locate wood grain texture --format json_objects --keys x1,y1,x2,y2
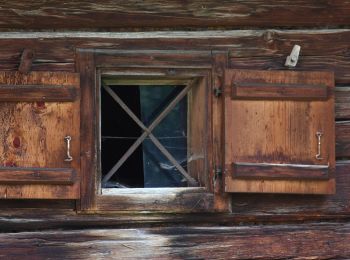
[
  {"x1": 188, "y1": 77, "x2": 208, "y2": 188},
  {"x1": 225, "y1": 70, "x2": 335, "y2": 194},
  {"x1": 0, "y1": 85, "x2": 79, "y2": 101},
  {"x1": 96, "y1": 188, "x2": 214, "y2": 213},
  {"x1": 0, "y1": 168, "x2": 76, "y2": 185},
  {"x1": 0, "y1": 1, "x2": 348, "y2": 30},
  {"x1": 230, "y1": 162, "x2": 350, "y2": 218},
  {"x1": 18, "y1": 48, "x2": 34, "y2": 74},
  {"x1": 335, "y1": 87, "x2": 350, "y2": 119},
  {"x1": 0, "y1": 223, "x2": 350, "y2": 259},
  {"x1": 211, "y1": 52, "x2": 231, "y2": 211},
  {"x1": 233, "y1": 162, "x2": 330, "y2": 180},
  {"x1": 76, "y1": 51, "x2": 97, "y2": 210},
  {"x1": 232, "y1": 82, "x2": 329, "y2": 100},
  {"x1": 336, "y1": 121, "x2": 350, "y2": 158},
  {"x1": 0, "y1": 72, "x2": 80, "y2": 199},
  {"x1": 0, "y1": 29, "x2": 348, "y2": 81}
]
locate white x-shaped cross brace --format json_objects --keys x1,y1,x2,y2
[{"x1": 101, "y1": 81, "x2": 198, "y2": 186}]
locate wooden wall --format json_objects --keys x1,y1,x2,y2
[
  {"x1": 0, "y1": 1, "x2": 349, "y2": 223},
  {"x1": 0, "y1": 29, "x2": 349, "y2": 221}
]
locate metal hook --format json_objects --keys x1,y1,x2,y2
[
  {"x1": 285, "y1": 45, "x2": 301, "y2": 68},
  {"x1": 64, "y1": 136, "x2": 73, "y2": 162},
  {"x1": 315, "y1": 131, "x2": 323, "y2": 160}
]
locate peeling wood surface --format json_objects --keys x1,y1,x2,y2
[
  {"x1": 0, "y1": 1, "x2": 348, "y2": 30},
  {"x1": 0, "y1": 222, "x2": 350, "y2": 259}
]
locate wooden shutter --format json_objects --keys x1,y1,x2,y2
[
  {"x1": 224, "y1": 70, "x2": 335, "y2": 194},
  {"x1": 0, "y1": 72, "x2": 80, "y2": 199}
]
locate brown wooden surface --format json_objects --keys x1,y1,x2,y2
[
  {"x1": 18, "y1": 48, "x2": 34, "y2": 74},
  {"x1": 76, "y1": 51, "x2": 97, "y2": 210},
  {"x1": 0, "y1": 2, "x2": 348, "y2": 30},
  {"x1": 0, "y1": 72, "x2": 80, "y2": 199},
  {"x1": 0, "y1": 168, "x2": 76, "y2": 185},
  {"x1": 96, "y1": 188, "x2": 214, "y2": 213},
  {"x1": 232, "y1": 82, "x2": 329, "y2": 100},
  {"x1": 233, "y1": 162, "x2": 330, "y2": 180},
  {"x1": 188, "y1": 77, "x2": 208, "y2": 187},
  {"x1": 0, "y1": 85, "x2": 79, "y2": 101},
  {"x1": 225, "y1": 70, "x2": 335, "y2": 194},
  {"x1": 0, "y1": 222, "x2": 350, "y2": 259},
  {"x1": 0, "y1": 30, "x2": 346, "y2": 218},
  {"x1": 211, "y1": 52, "x2": 231, "y2": 211}
]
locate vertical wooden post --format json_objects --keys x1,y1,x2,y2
[
  {"x1": 76, "y1": 50, "x2": 97, "y2": 211},
  {"x1": 211, "y1": 51, "x2": 231, "y2": 212}
]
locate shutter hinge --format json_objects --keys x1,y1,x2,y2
[
  {"x1": 214, "y1": 165, "x2": 223, "y2": 179},
  {"x1": 213, "y1": 88, "x2": 223, "y2": 97}
]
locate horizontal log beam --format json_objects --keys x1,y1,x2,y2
[
  {"x1": 0, "y1": 2, "x2": 348, "y2": 30},
  {"x1": 0, "y1": 223, "x2": 349, "y2": 259},
  {"x1": 96, "y1": 188, "x2": 214, "y2": 213}
]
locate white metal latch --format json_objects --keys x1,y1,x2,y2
[{"x1": 285, "y1": 45, "x2": 301, "y2": 68}]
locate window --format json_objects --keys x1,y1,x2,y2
[
  {"x1": 99, "y1": 78, "x2": 203, "y2": 190},
  {"x1": 76, "y1": 49, "x2": 223, "y2": 212}
]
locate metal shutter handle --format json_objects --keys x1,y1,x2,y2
[
  {"x1": 315, "y1": 131, "x2": 323, "y2": 160},
  {"x1": 64, "y1": 136, "x2": 73, "y2": 162}
]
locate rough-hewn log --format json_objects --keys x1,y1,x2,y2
[
  {"x1": 0, "y1": 223, "x2": 350, "y2": 259},
  {"x1": 0, "y1": 30, "x2": 347, "y2": 82},
  {"x1": 0, "y1": 1, "x2": 349, "y2": 30}
]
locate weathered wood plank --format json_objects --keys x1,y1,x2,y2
[
  {"x1": 0, "y1": 168, "x2": 76, "y2": 185},
  {"x1": 335, "y1": 87, "x2": 350, "y2": 119},
  {"x1": 18, "y1": 48, "x2": 34, "y2": 74},
  {"x1": 0, "y1": 85, "x2": 79, "y2": 101},
  {"x1": 0, "y1": 1, "x2": 348, "y2": 30},
  {"x1": 231, "y1": 82, "x2": 329, "y2": 100},
  {"x1": 230, "y1": 56, "x2": 350, "y2": 84},
  {"x1": 336, "y1": 121, "x2": 350, "y2": 158},
  {"x1": 76, "y1": 51, "x2": 97, "y2": 210},
  {"x1": 96, "y1": 188, "x2": 214, "y2": 213},
  {"x1": 0, "y1": 223, "x2": 350, "y2": 259},
  {"x1": 232, "y1": 162, "x2": 330, "y2": 180}
]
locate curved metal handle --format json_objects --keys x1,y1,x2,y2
[
  {"x1": 64, "y1": 136, "x2": 73, "y2": 162},
  {"x1": 315, "y1": 131, "x2": 323, "y2": 160}
]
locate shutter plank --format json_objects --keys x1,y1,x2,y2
[
  {"x1": 232, "y1": 82, "x2": 328, "y2": 100},
  {"x1": 0, "y1": 85, "x2": 79, "y2": 101},
  {"x1": 0, "y1": 168, "x2": 76, "y2": 185},
  {"x1": 233, "y1": 162, "x2": 330, "y2": 180}
]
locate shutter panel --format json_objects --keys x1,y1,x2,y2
[
  {"x1": 0, "y1": 72, "x2": 80, "y2": 199},
  {"x1": 224, "y1": 70, "x2": 335, "y2": 194}
]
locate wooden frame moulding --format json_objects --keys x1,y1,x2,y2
[{"x1": 76, "y1": 49, "x2": 230, "y2": 213}]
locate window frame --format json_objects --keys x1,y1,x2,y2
[{"x1": 76, "y1": 49, "x2": 230, "y2": 212}]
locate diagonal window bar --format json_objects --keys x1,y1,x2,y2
[{"x1": 101, "y1": 80, "x2": 198, "y2": 186}]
